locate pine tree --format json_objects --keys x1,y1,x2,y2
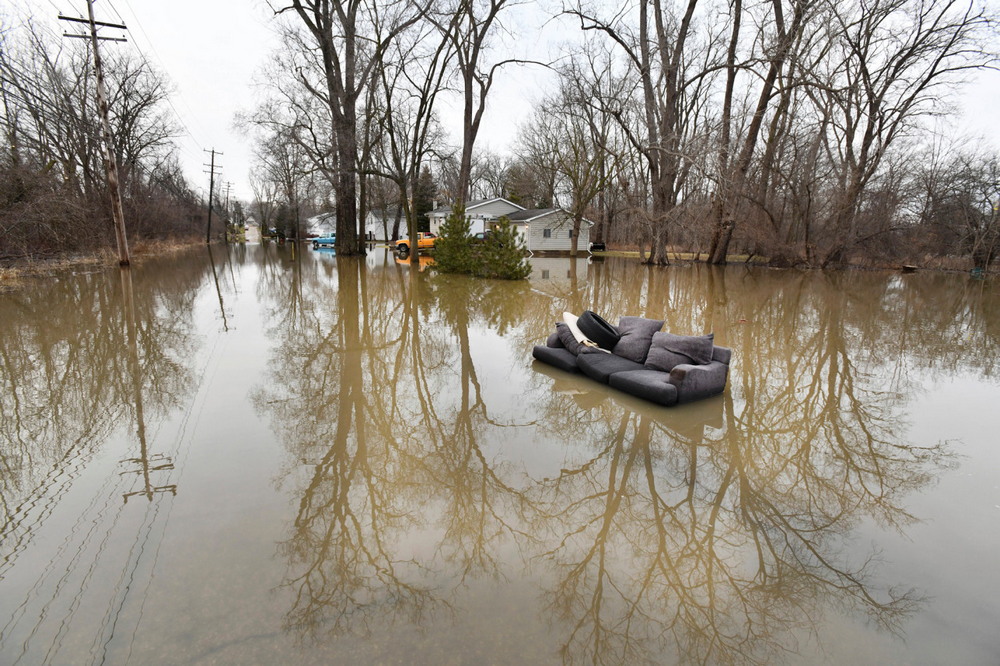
[
  {"x1": 473, "y1": 217, "x2": 531, "y2": 279},
  {"x1": 414, "y1": 166, "x2": 437, "y2": 232},
  {"x1": 433, "y1": 204, "x2": 474, "y2": 273}
]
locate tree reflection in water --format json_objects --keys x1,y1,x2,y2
[
  {"x1": 0, "y1": 256, "x2": 203, "y2": 573},
  {"x1": 254, "y1": 254, "x2": 964, "y2": 661},
  {"x1": 526, "y1": 266, "x2": 957, "y2": 664},
  {"x1": 253, "y1": 257, "x2": 430, "y2": 639},
  {"x1": 254, "y1": 255, "x2": 555, "y2": 639}
]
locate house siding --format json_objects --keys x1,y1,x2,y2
[{"x1": 524, "y1": 212, "x2": 591, "y2": 253}]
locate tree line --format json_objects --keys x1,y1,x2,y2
[
  {"x1": 0, "y1": 14, "x2": 219, "y2": 262},
  {"x1": 2, "y1": 2, "x2": 997, "y2": 269},
  {"x1": 244, "y1": 0, "x2": 997, "y2": 269}
]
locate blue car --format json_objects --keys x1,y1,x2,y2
[{"x1": 312, "y1": 235, "x2": 336, "y2": 248}]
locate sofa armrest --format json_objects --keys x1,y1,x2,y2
[{"x1": 669, "y1": 361, "x2": 728, "y2": 403}]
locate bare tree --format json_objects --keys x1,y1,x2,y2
[
  {"x1": 705, "y1": 0, "x2": 810, "y2": 264},
  {"x1": 272, "y1": 0, "x2": 426, "y2": 255},
  {"x1": 0, "y1": 18, "x2": 197, "y2": 259},
  {"x1": 441, "y1": 0, "x2": 539, "y2": 206},
  {"x1": 369, "y1": 7, "x2": 456, "y2": 263},
  {"x1": 915, "y1": 148, "x2": 1000, "y2": 269},
  {"x1": 817, "y1": 0, "x2": 995, "y2": 266},
  {"x1": 566, "y1": 0, "x2": 709, "y2": 265},
  {"x1": 520, "y1": 59, "x2": 618, "y2": 256}
]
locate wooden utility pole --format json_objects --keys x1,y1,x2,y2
[
  {"x1": 60, "y1": 2, "x2": 130, "y2": 266},
  {"x1": 204, "y1": 149, "x2": 221, "y2": 243}
]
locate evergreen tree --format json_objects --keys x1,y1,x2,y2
[
  {"x1": 433, "y1": 204, "x2": 474, "y2": 273},
  {"x1": 414, "y1": 166, "x2": 437, "y2": 232},
  {"x1": 473, "y1": 217, "x2": 531, "y2": 279}
]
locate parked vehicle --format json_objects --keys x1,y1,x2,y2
[
  {"x1": 312, "y1": 235, "x2": 336, "y2": 248},
  {"x1": 395, "y1": 232, "x2": 436, "y2": 253},
  {"x1": 472, "y1": 230, "x2": 503, "y2": 247}
]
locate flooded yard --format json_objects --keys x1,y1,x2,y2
[{"x1": 1, "y1": 244, "x2": 998, "y2": 664}]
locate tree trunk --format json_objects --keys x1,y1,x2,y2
[{"x1": 334, "y1": 110, "x2": 361, "y2": 256}]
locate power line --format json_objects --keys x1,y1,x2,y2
[
  {"x1": 43, "y1": 0, "x2": 69, "y2": 16},
  {"x1": 106, "y1": 0, "x2": 210, "y2": 146}
]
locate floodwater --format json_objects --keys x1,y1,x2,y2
[{"x1": 1, "y1": 244, "x2": 998, "y2": 664}]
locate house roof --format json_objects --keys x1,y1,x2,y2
[
  {"x1": 428, "y1": 197, "x2": 525, "y2": 215},
  {"x1": 506, "y1": 208, "x2": 595, "y2": 226}
]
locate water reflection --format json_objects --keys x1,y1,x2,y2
[
  {"x1": 525, "y1": 383, "x2": 943, "y2": 663},
  {"x1": 524, "y1": 264, "x2": 962, "y2": 661},
  {"x1": 1, "y1": 249, "x2": 995, "y2": 662},
  {"x1": 249, "y1": 253, "x2": 974, "y2": 661},
  {"x1": 252, "y1": 257, "x2": 550, "y2": 638},
  {"x1": 0, "y1": 259, "x2": 203, "y2": 567},
  {"x1": 0, "y1": 254, "x2": 217, "y2": 662}
]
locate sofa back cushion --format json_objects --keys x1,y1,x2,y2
[
  {"x1": 611, "y1": 316, "x2": 665, "y2": 363},
  {"x1": 645, "y1": 332, "x2": 715, "y2": 372},
  {"x1": 555, "y1": 322, "x2": 604, "y2": 356},
  {"x1": 555, "y1": 322, "x2": 584, "y2": 355}
]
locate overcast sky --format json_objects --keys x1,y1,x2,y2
[
  {"x1": 18, "y1": 0, "x2": 1000, "y2": 205},
  {"x1": 51, "y1": 0, "x2": 553, "y2": 204}
]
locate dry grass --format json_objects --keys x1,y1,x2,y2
[{"x1": 0, "y1": 237, "x2": 204, "y2": 282}]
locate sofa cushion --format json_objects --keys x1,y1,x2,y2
[
  {"x1": 546, "y1": 331, "x2": 564, "y2": 348},
  {"x1": 532, "y1": 345, "x2": 580, "y2": 373},
  {"x1": 555, "y1": 322, "x2": 586, "y2": 355},
  {"x1": 577, "y1": 352, "x2": 645, "y2": 384},
  {"x1": 609, "y1": 370, "x2": 679, "y2": 406},
  {"x1": 669, "y1": 361, "x2": 729, "y2": 402},
  {"x1": 611, "y1": 316, "x2": 664, "y2": 363},
  {"x1": 645, "y1": 332, "x2": 715, "y2": 372},
  {"x1": 577, "y1": 310, "x2": 621, "y2": 350}
]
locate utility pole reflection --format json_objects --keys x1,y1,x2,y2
[{"x1": 117, "y1": 267, "x2": 176, "y2": 502}]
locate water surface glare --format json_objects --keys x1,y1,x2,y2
[{"x1": 1, "y1": 245, "x2": 998, "y2": 664}]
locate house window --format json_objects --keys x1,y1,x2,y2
[
  {"x1": 543, "y1": 228, "x2": 551, "y2": 239},
  {"x1": 568, "y1": 229, "x2": 574, "y2": 238},
  {"x1": 541, "y1": 270, "x2": 550, "y2": 279}
]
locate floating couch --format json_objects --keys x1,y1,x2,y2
[
  {"x1": 531, "y1": 312, "x2": 731, "y2": 407},
  {"x1": 532, "y1": 361, "x2": 725, "y2": 436}
]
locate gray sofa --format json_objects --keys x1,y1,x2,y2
[{"x1": 531, "y1": 314, "x2": 731, "y2": 407}]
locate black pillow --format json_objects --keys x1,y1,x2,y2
[
  {"x1": 577, "y1": 310, "x2": 621, "y2": 350},
  {"x1": 644, "y1": 332, "x2": 715, "y2": 372}
]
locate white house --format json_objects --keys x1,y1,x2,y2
[
  {"x1": 364, "y1": 206, "x2": 401, "y2": 241},
  {"x1": 506, "y1": 208, "x2": 593, "y2": 253},
  {"x1": 307, "y1": 211, "x2": 388, "y2": 240},
  {"x1": 427, "y1": 198, "x2": 524, "y2": 235},
  {"x1": 305, "y1": 212, "x2": 336, "y2": 237}
]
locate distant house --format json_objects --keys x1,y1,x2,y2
[
  {"x1": 307, "y1": 211, "x2": 388, "y2": 240},
  {"x1": 364, "y1": 206, "x2": 401, "y2": 241},
  {"x1": 427, "y1": 198, "x2": 524, "y2": 235},
  {"x1": 506, "y1": 208, "x2": 593, "y2": 254},
  {"x1": 305, "y1": 212, "x2": 336, "y2": 238}
]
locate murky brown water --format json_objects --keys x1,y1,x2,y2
[{"x1": 1, "y1": 244, "x2": 998, "y2": 664}]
